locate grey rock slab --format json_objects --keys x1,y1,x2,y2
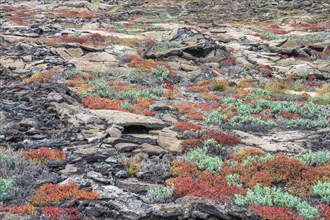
[
  {"x1": 87, "y1": 171, "x2": 114, "y2": 184},
  {"x1": 157, "y1": 128, "x2": 182, "y2": 154},
  {"x1": 89, "y1": 109, "x2": 165, "y2": 129},
  {"x1": 134, "y1": 143, "x2": 167, "y2": 156},
  {"x1": 58, "y1": 164, "x2": 78, "y2": 175},
  {"x1": 232, "y1": 129, "x2": 324, "y2": 153},
  {"x1": 116, "y1": 177, "x2": 162, "y2": 193},
  {"x1": 114, "y1": 142, "x2": 140, "y2": 152}
]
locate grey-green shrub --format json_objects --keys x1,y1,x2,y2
[
  {"x1": 151, "y1": 66, "x2": 170, "y2": 83},
  {"x1": 297, "y1": 150, "x2": 330, "y2": 165},
  {"x1": 203, "y1": 139, "x2": 225, "y2": 155},
  {"x1": 312, "y1": 181, "x2": 330, "y2": 203},
  {"x1": 147, "y1": 185, "x2": 174, "y2": 202},
  {"x1": 296, "y1": 202, "x2": 319, "y2": 220},
  {"x1": 234, "y1": 185, "x2": 319, "y2": 219},
  {"x1": 205, "y1": 110, "x2": 227, "y2": 124},
  {"x1": 0, "y1": 177, "x2": 14, "y2": 201},
  {"x1": 152, "y1": 41, "x2": 181, "y2": 51},
  {"x1": 226, "y1": 174, "x2": 242, "y2": 188},
  {"x1": 82, "y1": 80, "x2": 114, "y2": 98},
  {"x1": 242, "y1": 153, "x2": 272, "y2": 166},
  {"x1": 187, "y1": 148, "x2": 222, "y2": 173}
]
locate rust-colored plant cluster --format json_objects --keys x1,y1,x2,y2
[
  {"x1": 46, "y1": 10, "x2": 97, "y2": 19},
  {"x1": 25, "y1": 67, "x2": 63, "y2": 84},
  {"x1": 29, "y1": 181, "x2": 99, "y2": 206},
  {"x1": 179, "y1": 129, "x2": 242, "y2": 152},
  {"x1": 174, "y1": 122, "x2": 202, "y2": 132},
  {"x1": 291, "y1": 23, "x2": 330, "y2": 31},
  {"x1": 268, "y1": 24, "x2": 290, "y2": 35},
  {"x1": 166, "y1": 161, "x2": 246, "y2": 202},
  {"x1": 0, "y1": 205, "x2": 37, "y2": 216},
  {"x1": 22, "y1": 148, "x2": 66, "y2": 164},
  {"x1": 0, "y1": 6, "x2": 35, "y2": 26},
  {"x1": 41, "y1": 207, "x2": 81, "y2": 220},
  {"x1": 171, "y1": 101, "x2": 220, "y2": 122},
  {"x1": 167, "y1": 148, "x2": 330, "y2": 207},
  {"x1": 251, "y1": 205, "x2": 302, "y2": 220},
  {"x1": 82, "y1": 96, "x2": 126, "y2": 111},
  {"x1": 125, "y1": 55, "x2": 176, "y2": 77},
  {"x1": 81, "y1": 96, "x2": 155, "y2": 116}
]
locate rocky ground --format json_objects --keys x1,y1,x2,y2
[{"x1": 0, "y1": 0, "x2": 329, "y2": 219}]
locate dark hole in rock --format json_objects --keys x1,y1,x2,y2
[
  {"x1": 123, "y1": 125, "x2": 150, "y2": 134},
  {"x1": 183, "y1": 47, "x2": 214, "y2": 58}
]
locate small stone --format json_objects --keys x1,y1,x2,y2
[
  {"x1": 106, "y1": 126, "x2": 122, "y2": 138},
  {"x1": 114, "y1": 142, "x2": 140, "y2": 152},
  {"x1": 87, "y1": 171, "x2": 113, "y2": 184},
  {"x1": 115, "y1": 170, "x2": 129, "y2": 178},
  {"x1": 138, "y1": 143, "x2": 167, "y2": 156},
  {"x1": 58, "y1": 164, "x2": 78, "y2": 175},
  {"x1": 105, "y1": 156, "x2": 117, "y2": 163},
  {"x1": 47, "y1": 92, "x2": 64, "y2": 103}
]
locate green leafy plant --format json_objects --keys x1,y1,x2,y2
[
  {"x1": 205, "y1": 110, "x2": 227, "y2": 124},
  {"x1": 311, "y1": 181, "x2": 330, "y2": 203},
  {"x1": 226, "y1": 174, "x2": 242, "y2": 188},
  {"x1": 297, "y1": 150, "x2": 330, "y2": 165},
  {"x1": 151, "y1": 66, "x2": 170, "y2": 83},
  {"x1": 82, "y1": 80, "x2": 114, "y2": 98},
  {"x1": 120, "y1": 100, "x2": 133, "y2": 110},
  {"x1": 0, "y1": 177, "x2": 14, "y2": 201},
  {"x1": 64, "y1": 70, "x2": 83, "y2": 79},
  {"x1": 242, "y1": 154, "x2": 273, "y2": 166},
  {"x1": 152, "y1": 41, "x2": 181, "y2": 51},
  {"x1": 203, "y1": 139, "x2": 225, "y2": 155},
  {"x1": 187, "y1": 148, "x2": 222, "y2": 173},
  {"x1": 147, "y1": 185, "x2": 174, "y2": 202},
  {"x1": 234, "y1": 185, "x2": 319, "y2": 219}
]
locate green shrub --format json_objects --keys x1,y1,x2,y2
[
  {"x1": 152, "y1": 41, "x2": 181, "y2": 51},
  {"x1": 187, "y1": 148, "x2": 222, "y2": 173},
  {"x1": 226, "y1": 174, "x2": 242, "y2": 188},
  {"x1": 297, "y1": 150, "x2": 330, "y2": 166},
  {"x1": 296, "y1": 202, "x2": 319, "y2": 220},
  {"x1": 147, "y1": 185, "x2": 174, "y2": 202},
  {"x1": 205, "y1": 110, "x2": 227, "y2": 124},
  {"x1": 82, "y1": 80, "x2": 114, "y2": 98},
  {"x1": 311, "y1": 181, "x2": 330, "y2": 203},
  {"x1": 234, "y1": 185, "x2": 319, "y2": 219},
  {"x1": 287, "y1": 118, "x2": 327, "y2": 129},
  {"x1": 312, "y1": 96, "x2": 330, "y2": 105},
  {"x1": 247, "y1": 89, "x2": 270, "y2": 98},
  {"x1": 117, "y1": 89, "x2": 160, "y2": 101},
  {"x1": 64, "y1": 70, "x2": 83, "y2": 79},
  {"x1": 203, "y1": 139, "x2": 225, "y2": 155},
  {"x1": 229, "y1": 115, "x2": 276, "y2": 127},
  {"x1": 151, "y1": 66, "x2": 170, "y2": 83},
  {"x1": 0, "y1": 177, "x2": 14, "y2": 201},
  {"x1": 120, "y1": 100, "x2": 133, "y2": 110},
  {"x1": 242, "y1": 154, "x2": 272, "y2": 166}
]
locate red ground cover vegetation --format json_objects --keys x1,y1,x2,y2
[
  {"x1": 174, "y1": 122, "x2": 202, "y2": 132},
  {"x1": 168, "y1": 148, "x2": 330, "y2": 204},
  {"x1": 81, "y1": 96, "x2": 126, "y2": 111},
  {"x1": 167, "y1": 166, "x2": 246, "y2": 202},
  {"x1": 251, "y1": 205, "x2": 303, "y2": 220},
  {"x1": 22, "y1": 148, "x2": 66, "y2": 164},
  {"x1": 126, "y1": 55, "x2": 176, "y2": 77},
  {"x1": 29, "y1": 181, "x2": 99, "y2": 206},
  {"x1": 41, "y1": 207, "x2": 81, "y2": 220}
]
